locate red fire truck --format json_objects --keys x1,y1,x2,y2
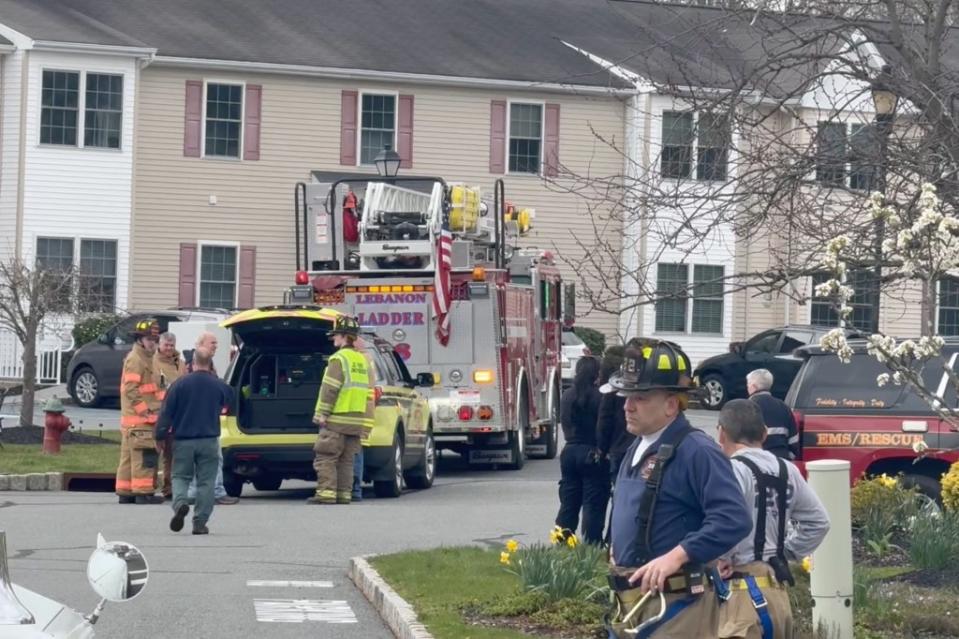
[{"x1": 286, "y1": 176, "x2": 569, "y2": 469}]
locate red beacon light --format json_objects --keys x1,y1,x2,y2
[{"x1": 295, "y1": 271, "x2": 310, "y2": 285}]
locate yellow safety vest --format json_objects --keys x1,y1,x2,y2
[{"x1": 330, "y1": 348, "x2": 371, "y2": 414}]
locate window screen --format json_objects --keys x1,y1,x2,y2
[
  {"x1": 78, "y1": 239, "x2": 117, "y2": 313},
  {"x1": 41, "y1": 71, "x2": 79, "y2": 145},
  {"x1": 661, "y1": 111, "x2": 693, "y2": 179},
  {"x1": 509, "y1": 103, "x2": 542, "y2": 174},
  {"x1": 199, "y1": 245, "x2": 237, "y2": 308},
  {"x1": 84, "y1": 73, "x2": 123, "y2": 148},
  {"x1": 205, "y1": 83, "x2": 242, "y2": 158},
  {"x1": 360, "y1": 94, "x2": 396, "y2": 165}
]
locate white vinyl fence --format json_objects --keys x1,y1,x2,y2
[{"x1": 0, "y1": 327, "x2": 72, "y2": 384}]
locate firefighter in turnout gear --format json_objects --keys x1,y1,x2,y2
[
  {"x1": 716, "y1": 399, "x2": 829, "y2": 639},
  {"x1": 603, "y1": 339, "x2": 751, "y2": 638},
  {"x1": 116, "y1": 319, "x2": 165, "y2": 504},
  {"x1": 154, "y1": 332, "x2": 188, "y2": 499},
  {"x1": 308, "y1": 315, "x2": 375, "y2": 504}
]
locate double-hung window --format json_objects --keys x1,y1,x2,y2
[
  {"x1": 205, "y1": 83, "x2": 243, "y2": 158},
  {"x1": 938, "y1": 277, "x2": 959, "y2": 336},
  {"x1": 199, "y1": 245, "x2": 238, "y2": 308},
  {"x1": 41, "y1": 70, "x2": 123, "y2": 149},
  {"x1": 509, "y1": 103, "x2": 543, "y2": 174},
  {"x1": 816, "y1": 121, "x2": 878, "y2": 191},
  {"x1": 661, "y1": 111, "x2": 730, "y2": 181},
  {"x1": 810, "y1": 270, "x2": 875, "y2": 331},
  {"x1": 654, "y1": 263, "x2": 726, "y2": 334},
  {"x1": 360, "y1": 94, "x2": 396, "y2": 165},
  {"x1": 35, "y1": 237, "x2": 75, "y2": 312},
  {"x1": 78, "y1": 239, "x2": 118, "y2": 313}
]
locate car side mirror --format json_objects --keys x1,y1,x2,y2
[
  {"x1": 730, "y1": 341, "x2": 744, "y2": 354},
  {"x1": 415, "y1": 372, "x2": 435, "y2": 388},
  {"x1": 86, "y1": 534, "x2": 149, "y2": 604}
]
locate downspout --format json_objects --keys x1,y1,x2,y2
[
  {"x1": 14, "y1": 49, "x2": 28, "y2": 258},
  {"x1": 637, "y1": 90, "x2": 653, "y2": 336}
]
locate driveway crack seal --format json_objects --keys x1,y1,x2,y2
[{"x1": 350, "y1": 555, "x2": 433, "y2": 639}]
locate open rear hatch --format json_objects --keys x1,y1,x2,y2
[{"x1": 222, "y1": 306, "x2": 342, "y2": 434}]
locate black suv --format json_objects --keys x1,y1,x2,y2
[
  {"x1": 66, "y1": 308, "x2": 230, "y2": 407},
  {"x1": 693, "y1": 325, "x2": 864, "y2": 409}
]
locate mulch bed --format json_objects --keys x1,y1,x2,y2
[
  {"x1": 0, "y1": 425, "x2": 117, "y2": 446},
  {"x1": 893, "y1": 568, "x2": 959, "y2": 589},
  {"x1": 851, "y1": 535, "x2": 911, "y2": 568}
]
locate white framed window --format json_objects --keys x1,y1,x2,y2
[
  {"x1": 808, "y1": 270, "x2": 875, "y2": 331},
  {"x1": 197, "y1": 242, "x2": 239, "y2": 308},
  {"x1": 654, "y1": 263, "x2": 725, "y2": 334},
  {"x1": 35, "y1": 236, "x2": 118, "y2": 313},
  {"x1": 507, "y1": 101, "x2": 544, "y2": 175},
  {"x1": 815, "y1": 121, "x2": 879, "y2": 191},
  {"x1": 203, "y1": 82, "x2": 244, "y2": 158},
  {"x1": 358, "y1": 92, "x2": 397, "y2": 165},
  {"x1": 660, "y1": 110, "x2": 730, "y2": 181},
  {"x1": 40, "y1": 70, "x2": 124, "y2": 149}
]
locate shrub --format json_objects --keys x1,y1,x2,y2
[
  {"x1": 72, "y1": 314, "x2": 121, "y2": 349},
  {"x1": 942, "y1": 461, "x2": 959, "y2": 513},
  {"x1": 573, "y1": 326, "x2": 606, "y2": 358},
  {"x1": 851, "y1": 475, "x2": 919, "y2": 558},
  {"x1": 907, "y1": 508, "x2": 959, "y2": 570},
  {"x1": 500, "y1": 532, "x2": 607, "y2": 603}
]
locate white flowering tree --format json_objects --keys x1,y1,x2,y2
[{"x1": 818, "y1": 183, "x2": 959, "y2": 441}]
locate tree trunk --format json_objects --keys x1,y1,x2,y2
[{"x1": 19, "y1": 324, "x2": 38, "y2": 427}]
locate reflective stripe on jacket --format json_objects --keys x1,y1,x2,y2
[
  {"x1": 314, "y1": 347, "x2": 375, "y2": 436},
  {"x1": 120, "y1": 343, "x2": 161, "y2": 429}
]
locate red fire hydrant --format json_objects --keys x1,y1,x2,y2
[{"x1": 42, "y1": 397, "x2": 72, "y2": 455}]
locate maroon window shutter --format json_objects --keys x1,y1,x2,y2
[
  {"x1": 178, "y1": 243, "x2": 197, "y2": 306},
  {"x1": 544, "y1": 103, "x2": 561, "y2": 177},
  {"x1": 243, "y1": 84, "x2": 262, "y2": 161},
  {"x1": 237, "y1": 246, "x2": 256, "y2": 309},
  {"x1": 489, "y1": 100, "x2": 507, "y2": 173},
  {"x1": 340, "y1": 90, "x2": 358, "y2": 165},
  {"x1": 183, "y1": 81, "x2": 203, "y2": 157},
  {"x1": 397, "y1": 94, "x2": 414, "y2": 168}
]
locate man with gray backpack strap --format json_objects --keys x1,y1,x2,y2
[{"x1": 716, "y1": 399, "x2": 830, "y2": 639}]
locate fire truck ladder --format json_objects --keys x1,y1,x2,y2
[{"x1": 356, "y1": 181, "x2": 444, "y2": 272}]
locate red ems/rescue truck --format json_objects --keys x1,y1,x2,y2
[{"x1": 286, "y1": 176, "x2": 571, "y2": 469}]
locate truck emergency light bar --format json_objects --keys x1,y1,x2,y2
[{"x1": 346, "y1": 285, "x2": 434, "y2": 293}]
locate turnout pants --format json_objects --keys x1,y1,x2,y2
[
  {"x1": 172, "y1": 437, "x2": 220, "y2": 526},
  {"x1": 313, "y1": 429, "x2": 361, "y2": 503},
  {"x1": 607, "y1": 567, "x2": 721, "y2": 638},
  {"x1": 115, "y1": 427, "x2": 160, "y2": 496},
  {"x1": 719, "y1": 561, "x2": 792, "y2": 639},
  {"x1": 555, "y1": 443, "x2": 610, "y2": 544}
]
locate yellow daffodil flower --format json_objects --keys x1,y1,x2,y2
[
  {"x1": 505, "y1": 539, "x2": 519, "y2": 554},
  {"x1": 549, "y1": 526, "x2": 564, "y2": 545},
  {"x1": 566, "y1": 534, "x2": 579, "y2": 549},
  {"x1": 878, "y1": 474, "x2": 898, "y2": 489},
  {"x1": 499, "y1": 551, "x2": 511, "y2": 565},
  {"x1": 802, "y1": 556, "x2": 813, "y2": 573}
]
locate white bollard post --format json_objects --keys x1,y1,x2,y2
[{"x1": 806, "y1": 459, "x2": 854, "y2": 639}]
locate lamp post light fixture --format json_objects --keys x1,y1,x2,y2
[
  {"x1": 374, "y1": 145, "x2": 401, "y2": 177},
  {"x1": 869, "y1": 64, "x2": 898, "y2": 335}
]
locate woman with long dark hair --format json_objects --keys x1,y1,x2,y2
[{"x1": 554, "y1": 355, "x2": 609, "y2": 544}]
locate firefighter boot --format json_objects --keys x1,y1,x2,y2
[{"x1": 136, "y1": 495, "x2": 164, "y2": 504}]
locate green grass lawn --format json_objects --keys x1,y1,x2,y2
[
  {"x1": 372, "y1": 547, "x2": 542, "y2": 639},
  {"x1": 1, "y1": 432, "x2": 120, "y2": 474}
]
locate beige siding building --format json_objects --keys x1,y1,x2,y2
[{"x1": 130, "y1": 66, "x2": 627, "y2": 336}]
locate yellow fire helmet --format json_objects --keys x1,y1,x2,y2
[{"x1": 601, "y1": 338, "x2": 696, "y2": 395}]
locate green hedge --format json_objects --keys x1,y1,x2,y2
[
  {"x1": 572, "y1": 326, "x2": 605, "y2": 357},
  {"x1": 72, "y1": 314, "x2": 121, "y2": 349}
]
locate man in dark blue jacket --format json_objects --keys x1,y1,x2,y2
[
  {"x1": 604, "y1": 339, "x2": 751, "y2": 638},
  {"x1": 155, "y1": 349, "x2": 233, "y2": 535},
  {"x1": 747, "y1": 369, "x2": 800, "y2": 460}
]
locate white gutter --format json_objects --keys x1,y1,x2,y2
[
  {"x1": 0, "y1": 44, "x2": 13, "y2": 54},
  {"x1": 150, "y1": 55, "x2": 635, "y2": 96},
  {"x1": 32, "y1": 40, "x2": 156, "y2": 58}
]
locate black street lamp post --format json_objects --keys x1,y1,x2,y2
[
  {"x1": 870, "y1": 65, "x2": 899, "y2": 334},
  {"x1": 374, "y1": 145, "x2": 401, "y2": 177}
]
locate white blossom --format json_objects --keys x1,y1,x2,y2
[{"x1": 877, "y1": 373, "x2": 891, "y2": 387}]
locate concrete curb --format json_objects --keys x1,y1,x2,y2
[
  {"x1": 349, "y1": 555, "x2": 433, "y2": 639},
  {"x1": 0, "y1": 472, "x2": 63, "y2": 491}
]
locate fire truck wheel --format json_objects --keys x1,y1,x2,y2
[
  {"x1": 405, "y1": 430, "x2": 436, "y2": 489},
  {"x1": 507, "y1": 395, "x2": 528, "y2": 471},
  {"x1": 374, "y1": 433, "x2": 404, "y2": 498}
]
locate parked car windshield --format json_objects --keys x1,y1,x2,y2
[
  {"x1": 562, "y1": 331, "x2": 584, "y2": 346},
  {"x1": 792, "y1": 352, "x2": 955, "y2": 411}
]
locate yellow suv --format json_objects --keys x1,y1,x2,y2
[{"x1": 219, "y1": 305, "x2": 436, "y2": 498}]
